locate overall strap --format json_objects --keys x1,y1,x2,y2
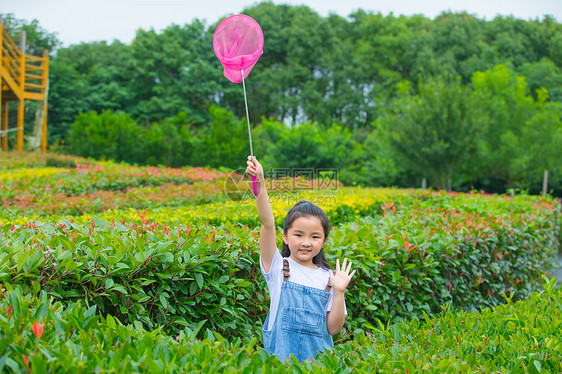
[{"x1": 283, "y1": 258, "x2": 332, "y2": 291}]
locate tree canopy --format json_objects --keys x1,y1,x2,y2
[{"x1": 2, "y1": 5, "x2": 561, "y2": 195}]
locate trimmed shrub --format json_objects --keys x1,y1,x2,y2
[
  {"x1": 0, "y1": 280, "x2": 560, "y2": 372},
  {"x1": 0, "y1": 191, "x2": 558, "y2": 340},
  {"x1": 68, "y1": 110, "x2": 143, "y2": 163}
]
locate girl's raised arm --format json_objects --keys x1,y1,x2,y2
[{"x1": 246, "y1": 156, "x2": 277, "y2": 272}]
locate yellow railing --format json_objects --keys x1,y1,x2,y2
[
  {"x1": 24, "y1": 53, "x2": 49, "y2": 101},
  {"x1": 1, "y1": 27, "x2": 23, "y2": 100},
  {"x1": 0, "y1": 19, "x2": 49, "y2": 152}
]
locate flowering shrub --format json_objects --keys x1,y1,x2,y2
[
  {"x1": 0, "y1": 159, "x2": 230, "y2": 214},
  {"x1": 0, "y1": 152, "x2": 85, "y2": 170},
  {"x1": 0, "y1": 191, "x2": 558, "y2": 341},
  {"x1": 0, "y1": 280, "x2": 560, "y2": 372},
  {"x1": 0, "y1": 152, "x2": 560, "y2": 371},
  {"x1": 0, "y1": 167, "x2": 67, "y2": 181}
]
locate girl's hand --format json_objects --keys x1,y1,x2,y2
[
  {"x1": 329, "y1": 258, "x2": 356, "y2": 293},
  {"x1": 245, "y1": 156, "x2": 264, "y2": 179}
]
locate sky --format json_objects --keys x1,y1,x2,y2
[{"x1": 2, "y1": 0, "x2": 561, "y2": 47}]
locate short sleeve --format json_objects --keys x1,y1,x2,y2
[
  {"x1": 260, "y1": 250, "x2": 283, "y2": 331},
  {"x1": 260, "y1": 250, "x2": 283, "y2": 281}
]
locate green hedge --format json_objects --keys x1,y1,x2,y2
[
  {"x1": 1, "y1": 279, "x2": 560, "y2": 372},
  {"x1": 0, "y1": 192, "x2": 558, "y2": 340}
]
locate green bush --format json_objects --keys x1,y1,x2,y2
[
  {"x1": 1, "y1": 279, "x2": 560, "y2": 372},
  {"x1": 68, "y1": 110, "x2": 143, "y2": 163},
  {"x1": 0, "y1": 192, "x2": 558, "y2": 341},
  {"x1": 255, "y1": 120, "x2": 355, "y2": 172},
  {"x1": 191, "y1": 105, "x2": 250, "y2": 169},
  {"x1": 140, "y1": 112, "x2": 196, "y2": 168},
  {"x1": 332, "y1": 277, "x2": 562, "y2": 373},
  {"x1": 0, "y1": 163, "x2": 198, "y2": 200}
]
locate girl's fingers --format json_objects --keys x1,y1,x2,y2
[{"x1": 334, "y1": 258, "x2": 355, "y2": 278}]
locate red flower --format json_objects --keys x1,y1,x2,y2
[
  {"x1": 405, "y1": 241, "x2": 416, "y2": 253},
  {"x1": 7, "y1": 305, "x2": 12, "y2": 319},
  {"x1": 32, "y1": 322, "x2": 44, "y2": 339},
  {"x1": 22, "y1": 354, "x2": 29, "y2": 366}
]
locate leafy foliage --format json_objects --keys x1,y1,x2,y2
[
  {"x1": 0, "y1": 157, "x2": 560, "y2": 371},
  {"x1": 0, "y1": 13, "x2": 60, "y2": 55},
  {"x1": 68, "y1": 110, "x2": 143, "y2": 162},
  {"x1": 1, "y1": 272, "x2": 560, "y2": 372},
  {"x1": 1, "y1": 185, "x2": 558, "y2": 340},
  {"x1": 4, "y1": 6, "x2": 562, "y2": 195},
  {"x1": 378, "y1": 76, "x2": 481, "y2": 190},
  {"x1": 471, "y1": 64, "x2": 562, "y2": 191}
]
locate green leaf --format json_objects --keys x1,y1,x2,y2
[
  {"x1": 84, "y1": 305, "x2": 97, "y2": 318},
  {"x1": 236, "y1": 281, "x2": 252, "y2": 288},
  {"x1": 392, "y1": 325, "x2": 400, "y2": 341},
  {"x1": 159, "y1": 294, "x2": 168, "y2": 310},
  {"x1": 16, "y1": 252, "x2": 29, "y2": 273},
  {"x1": 32, "y1": 281, "x2": 41, "y2": 294},
  {"x1": 218, "y1": 275, "x2": 229, "y2": 284},
  {"x1": 105, "y1": 278, "x2": 114, "y2": 289},
  {"x1": 106, "y1": 314, "x2": 116, "y2": 329},
  {"x1": 111, "y1": 285, "x2": 128, "y2": 294},
  {"x1": 35, "y1": 302, "x2": 49, "y2": 320},
  {"x1": 195, "y1": 273, "x2": 204, "y2": 289}
]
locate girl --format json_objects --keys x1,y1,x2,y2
[{"x1": 245, "y1": 156, "x2": 356, "y2": 362}]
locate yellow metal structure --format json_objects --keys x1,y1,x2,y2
[{"x1": 0, "y1": 18, "x2": 49, "y2": 152}]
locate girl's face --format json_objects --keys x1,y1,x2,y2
[{"x1": 282, "y1": 216, "x2": 327, "y2": 268}]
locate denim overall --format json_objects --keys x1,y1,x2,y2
[{"x1": 263, "y1": 259, "x2": 334, "y2": 362}]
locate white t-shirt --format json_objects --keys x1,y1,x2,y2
[{"x1": 261, "y1": 250, "x2": 345, "y2": 331}]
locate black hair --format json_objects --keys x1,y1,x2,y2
[{"x1": 282, "y1": 200, "x2": 331, "y2": 270}]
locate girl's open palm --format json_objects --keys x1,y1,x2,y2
[{"x1": 329, "y1": 258, "x2": 356, "y2": 292}]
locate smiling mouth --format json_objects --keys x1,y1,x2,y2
[{"x1": 299, "y1": 249, "x2": 312, "y2": 253}]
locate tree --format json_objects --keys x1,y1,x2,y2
[
  {"x1": 380, "y1": 76, "x2": 482, "y2": 190},
  {"x1": 190, "y1": 105, "x2": 248, "y2": 169},
  {"x1": 520, "y1": 58, "x2": 562, "y2": 103},
  {"x1": 472, "y1": 64, "x2": 562, "y2": 191},
  {"x1": 519, "y1": 95, "x2": 562, "y2": 192},
  {"x1": 127, "y1": 21, "x2": 223, "y2": 124},
  {"x1": 141, "y1": 113, "x2": 195, "y2": 167},
  {"x1": 67, "y1": 111, "x2": 143, "y2": 162},
  {"x1": 256, "y1": 119, "x2": 355, "y2": 172},
  {"x1": 48, "y1": 41, "x2": 131, "y2": 142},
  {"x1": 241, "y1": 4, "x2": 341, "y2": 125},
  {"x1": 0, "y1": 13, "x2": 60, "y2": 55}
]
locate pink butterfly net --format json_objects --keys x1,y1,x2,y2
[{"x1": 213, "y1": 14, "x2": 264, "y2": 83}]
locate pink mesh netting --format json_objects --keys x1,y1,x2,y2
[{"x1": 213, "y1": 14, "x2": 264, "y2": 83}]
